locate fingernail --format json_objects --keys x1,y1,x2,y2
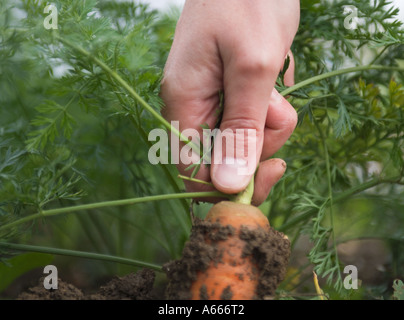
[
  {"x1": 213, "y1": 157, "x2": 252, "y2": 191},
  {"x1": 280, "y1": 159, "x2": 287, "y2": 169}
]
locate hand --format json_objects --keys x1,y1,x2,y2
[{"x1": 160, "y1": 0, "x2": 300, "y2": 205}]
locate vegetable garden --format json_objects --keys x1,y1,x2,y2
[{"x1": 0, "y1": 0, "x2": 404, "y2": 300}]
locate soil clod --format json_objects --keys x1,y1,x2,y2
[{"x1": 16, "y1": 269, "x2": 156, "y2": 300}]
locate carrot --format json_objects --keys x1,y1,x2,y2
[
  {"x1": 190, "y1": 201, "x2": 270, "y2": 300},
  {"x1": 163, "y1": 176, "x2": 290, "y2": 300}
]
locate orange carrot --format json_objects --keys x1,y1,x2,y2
[
  {"x1": 190, "y1": 201, "x2": 270, "y2": 300},
  {"x1": 164, "y1": 176, "x2": 290, "y2": 300}
]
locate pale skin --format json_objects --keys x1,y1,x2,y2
[{"x1": 160, "y1": 0, "x2": 300, "y2": 205}]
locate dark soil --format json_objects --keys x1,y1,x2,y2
[
  {"x1": 163, "y1": 217, "x2": 291, "y2": 300},
  {"x1": 14, "y1": 217, "x2": 290, "y2": 300},
  {"x1": 17, "y1": 277, "x2": 85, "y2": 300},
  {"x1": 14, "y1": 210, "x2": 290, "y2": 300},
  {"x1": 16, "y1": 268, "x2": 156, "y2": 300}
]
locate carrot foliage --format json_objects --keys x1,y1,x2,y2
[{"x1": 0, "y1": 0, "x2": 403, "y2": 299}]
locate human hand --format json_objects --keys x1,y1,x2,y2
[{"x1": 160, "y1": 0, "x2": 300, "y2": 205}]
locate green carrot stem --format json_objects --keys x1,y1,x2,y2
[
  {"x1": 178, "y1": 175, "x2": 214, "y2": 187},
  {"x1": 280, "y1": 65, "x2": 404, "y2": 96},
  {"x1": 57, "y1": 36, "x2": 201, "y2": 156},
  {"x1": 0, "y1": 191, "x2": 228, "y2": 233},
  {"x1": 0, "y1": 242, "x2": 163, "y2": 272},
  {"x1": 233, "y1": 175, "x2": 255, "y2": 205}
]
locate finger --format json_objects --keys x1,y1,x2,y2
[
  {"x1": 210, "y1": 45, "x2": 287, "y2": 194},
  {"x1": 283, "y1": 50, "x2": 296, "y2": 87},
  {"x1": 160, "y1": 53, "x2": 222, "y2": 195},
  {"x1": 261, "y1": 89, "x2": 298, "y2": 160},
  {"x1": 160, "y1": 96, "x2": 218, "y2": 195},
  {"x1": 251, "y1": 158, "x2": 287, "y2": 206}
]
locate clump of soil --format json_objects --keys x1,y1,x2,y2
[
  {"x1": 88, "y1": 268, "x2": 155, "y2": 300},
  {"x1": 14, "y1": 217, "x2": 289, "y2": 300},
  {"x1": 163, "y1": 217, "x2": 290, "y2": 300},
  {"x1": 17, "y1": 269, "x2": 155, "y2": 300},
  {"x1": 17, "y1": 277, "x2": 85, "y2": 300}
]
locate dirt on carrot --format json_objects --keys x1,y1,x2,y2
[{"x1": 163, "y1": 202, "x2": 291, "y2": 300}]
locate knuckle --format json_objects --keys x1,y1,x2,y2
[
  {"x1": 283, "y1": 107, "x2": 298, "y2": 133},
  {"x1": 288, "y1": 107, "x2": 298, "y2": 127},
  {"x1": 234, "y1": 53, "x2": 277, "y2": 77},
  {"x1": 221, "y1": 116, "x2": 264, "y2": 133}
]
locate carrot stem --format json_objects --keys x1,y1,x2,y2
[
  {"x1": 280, "y1": 65, "x2": 404, "y2": 97},
  {"x1": 233, "y1": 175, "x2": 254, "y2": 205},
  {"x1": 0, "y1": 191, "x2": 228, "y2": 233},
  {"x1": 0, "y1": 242, "x2": 163, "y2": 272},
  {"x1": 177, "y1": 175, "x2": 214, "y2": 187}
]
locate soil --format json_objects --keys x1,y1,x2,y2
[
  {"x1": 14, "y1": 217, "x2": 290, "y2": 300},
  {"x1": 163, "y1": 216, "x2": 291, "y2": 300},
  {"x1": 16, "y1": 268, "x2": 156, "y2": 300},
  {"x1": 13, "y1": 207, "x2": 291, "y2": 300}
]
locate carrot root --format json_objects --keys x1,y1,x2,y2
[{"x1": 163, "y1": 201, "x2": 290, "y2": 300}]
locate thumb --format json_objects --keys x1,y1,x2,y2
[{"x1": 210, "y1": 54, "x2": 284, "y2": 194}]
